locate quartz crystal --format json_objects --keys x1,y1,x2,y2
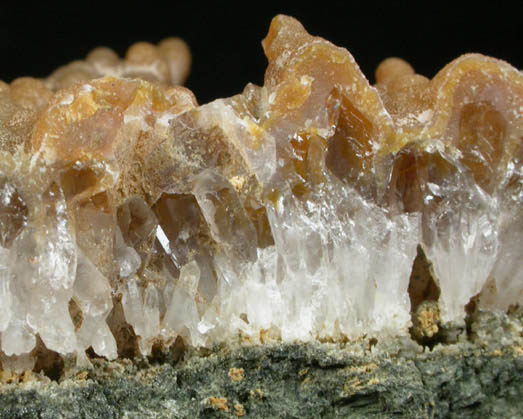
[{"x1": 0, "y1": 15, "x2": 520, "y2": 369}]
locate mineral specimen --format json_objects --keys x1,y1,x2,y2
[{"x1": 0, "y1": 15, "x2": 521, "y2": 371}]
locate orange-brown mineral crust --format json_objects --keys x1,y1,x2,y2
[
  {"x1": 47, "y1": 38, "x2": 191, "y2": 90},
  {"x1": 1, "y1": 16, "x2": 519, "y2": 211},
  {"x1": 0, "y1": 15, "x2": 520, "y2": 371}
]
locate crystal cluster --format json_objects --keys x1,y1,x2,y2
[{"x1": 0, "y1": 15, "x2": 521, "y2": 371}]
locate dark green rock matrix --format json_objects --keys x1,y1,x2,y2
[{"x1": 0, "y1": 309, "x2": 521, "y2": 418}]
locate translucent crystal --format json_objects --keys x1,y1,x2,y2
[
  {"x1": 121, "y1": 278, "x2": 160, "y2": 355},
  {"x1": 0, "y1": 351, "x2": 35, "y2": 373},
  {"x1": 480, "y1": 155, "x2": 523, "y2": 309},
  {"x1": 74, "y1": 251, "x2": 117, "y2": 360},
  {"x1": 162, "y1": 261, "x2": 201, "y2": 344},
  {"x1": 1, "y1": 304, "x2": 36, "y2": 356},
  {"x1": 0, "y1": 178, "x2": 27, "y2": 248},
  {"x1": 7, "y1": 185, "x2": 77, "y2": 355},
  {"x1": 142, "y1": 283, "x2": 161, "y2": 351},
  {"x1": 193, "y1": 170, "x2": 258, "y2": 266},
  {"x1": 388, "y1": 146, "x2": 499, "y2": 322},
  {"x1": 263, "y1": 182, "x2": 419, "y2": 340},
  {"x1": 422, "y1": 184, "x2": 498, "y2": 324},
  {"x1": 0, "y1": 246, "x2": 11, "y2": 332},
  {"x1": 115, "y1": 227, "x2": 142, "y2": 278}
]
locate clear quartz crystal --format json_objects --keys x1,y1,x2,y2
[
  {"x1": 74, "y1": 251, "x2": 117, "y2": 360},
  {"x1": 418, "y1": 151, "x2": 499, "y2": 323},
  {"x1": 115, "y1": 227, "x2": 142, "y2": 278},
  {"x1": 1, "y1": 301, "x2": 36, "y2": 356},
  {"x1": 0, "y1": 246, "x2": 11, "y2": 332},
  {"x1": 121, "y1": 277, "x2": 161, "y2": 355},
  {"x1": 6, "y1": 185, "x2": 78, "y2": 355},
  {"x1": 263, "y1": 182, "x2": 419, "y2": 340},
  {"x1": 486, "y1": 207, "x2": 522, "y2": 309},
  {"x1": 162, "y1": 261, "x2": 201, "y2": 344},
  {"x1": 193, "y1": 169, "x2": 258, "y2": 265},
  {"x1": 141, "y1": 283, "x2": 160, "y2": 354},
  {"x1": 480, "y1": 157, "x2": 523, "y2": 309}
]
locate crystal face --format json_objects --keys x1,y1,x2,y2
[{"x1": 0, "y1": 15, "x2": 521, "y2": 369}]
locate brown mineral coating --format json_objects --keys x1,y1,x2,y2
[
  {"x1": 375, "y1": 57, "x2": 415, "y2": 84},
  {"x1": 9, "y1": 78, "x2": 53, "y2": 110},
  {"x1": 261, "y1": 15, "x2": 394, "y2": 150},
  {"x1": 0, "y1": 77, "x2": 53, "y2": 156},
  {"x1": 46, "y1": 37, "x2": 191, "y2": 91},
  {"x1": 434, "y1": 55, "x2": 522, "y2": 190},
  {"x1": 86, "y1": 47, "x2": 120, "y2": 67},
  {"x1": 374, "y1": 60, "x2": 431, "y2": 131},
  {"x1": 0, "y1": 16, "x2": 519, "y2": 205},
  {"x1": 380, "y1": 54, "x2": 522, "y2": 204},
  {"x1": 0, "y1": 35, "x2": 193, "y2": 207},
  {"x1": 259, "y1": 15, "x2": 522, "y2": 205},
  {"x1": 157, "y1": 38, "x2": 192, "y2": 86}
]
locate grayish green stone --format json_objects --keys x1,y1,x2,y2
[{"x1": 0, "y1": 309, "x2": 521, "y2": 418}]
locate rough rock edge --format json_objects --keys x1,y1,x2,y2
[{"x1": 0, "y1": 308, "x2": 521, "y2": 418}]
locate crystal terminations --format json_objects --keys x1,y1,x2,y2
[{"x1": 0, "y1": 15, "x2": 521, "y2": 370}]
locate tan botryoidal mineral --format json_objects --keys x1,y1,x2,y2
[{"x1": 0, "y1": 15, "x2": 520, "y2": 371}]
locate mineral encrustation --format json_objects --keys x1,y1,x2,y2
[{"x1": 0, "y1": 15, "x2": 521, "y2": 371}]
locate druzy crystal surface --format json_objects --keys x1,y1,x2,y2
[{"x1": 0, "y1": 16, "x2": 521, "y2": 370}]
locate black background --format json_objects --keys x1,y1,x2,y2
[{"x1": 1, "y1": 2, "x2": 521, "y2": 105}]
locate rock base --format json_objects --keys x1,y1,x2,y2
[{"x1": 0, "y1": 309, "x2": 522, "y2": 418}]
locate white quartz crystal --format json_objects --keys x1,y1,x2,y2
[
  {"x1": 418, "y1": 151, "x2": 500, "y2": 323},
  {"x1": 0, "y1": 246, "x2": 11, "y2": 332},
  {"x1": 162, "y1": 261, "x2": 201, "y2": 345},
  {"x1": 115, "y1": 227, "x2": 142, "y2": 278},
  {"x1": 7, "y1": 186, "x2": 78, "y2": 356},
  {"x1": 479, "y1": 157, "x2": 523, "y2": 310},
  {"x1": 121, "y1": 278, "x2": 161, "y2": 355},
  {"x1": 74, "y1": 251, "x2": 117, "y2": 360}
]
